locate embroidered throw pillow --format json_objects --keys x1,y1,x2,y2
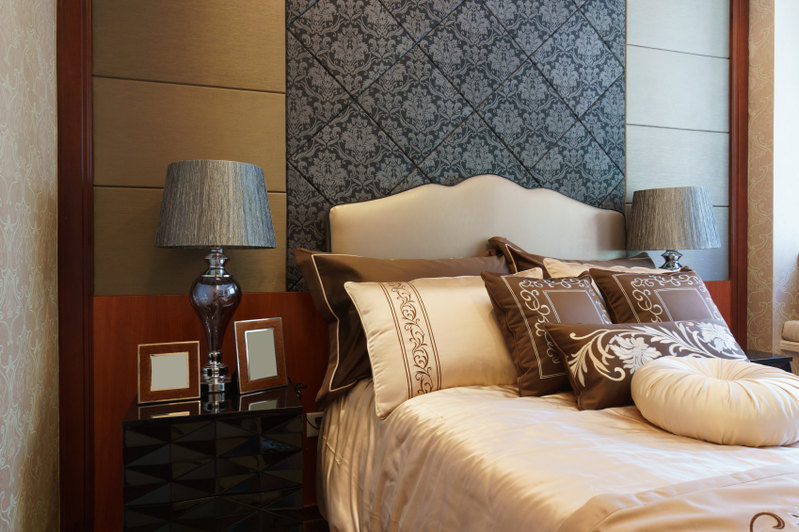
[
  {"x1": 481, "y1": 272, "x2": 612, "y2": 396},
  {"x1": 488, "y1": 236, "x2": 655, "y2": 276},
  {"x1": 589, "y1": 268, "x2": 723, "y2": 324},
  {"x1": 544, "y1": 320, "x2": 747, "y2": 410},
  {"x1": 344, "y1": 276, "x2": 516, "y2": 418}
]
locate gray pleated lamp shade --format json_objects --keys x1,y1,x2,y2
[
  {"x1": 155, "y1": 160, "x2": 276, "y2": 249},
  {"x1": 627, "y1": 186, "x2": 721, "y2": 251}
]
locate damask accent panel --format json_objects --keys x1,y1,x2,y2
[{"x1": 286, "y1": 0, "x2": 626, "y2": 287}]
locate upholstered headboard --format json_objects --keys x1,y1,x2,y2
[{"x1": 329, "y1": 174, "x2": 626, "y2": 260}]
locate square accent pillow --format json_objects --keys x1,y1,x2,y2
[
  {"x1": 344, "y1": 276, "x2": 517, "y2": 418},
  {"x1": 589, "y1": 268, "x2": 723, "y2": 324},
  {"x1": 488, "y1": 236, "x2": 655, "y2": 276},
  {"x1": 481, "y1": 272, "x2": 612, "y2": 396},
  {"x1": 295, "y1": 248, "x2": 509, "y2": 406},
  {"x1": 545, "y1": 320, "x2": 747, "y2": 410}
]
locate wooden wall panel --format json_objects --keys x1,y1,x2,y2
[
  {"x1": 626, "y1": 126, "x2": 729, "y2": 204},
  {"x1": 705, "y1": 280, "x2": 732, "y2": 327},
  {"x1": 94, "y1": 187, "x2": 287, "y2": 295},
  {"x1": 93, "y1": 77, "x2": 285, "y2": 191},
  {"x1": 626, "y1": 46, "x2": 729, "y2": 132},
  {"x1": 627, "y1": 0, "x2": 730, "y2": 57},
  {"x1": 93, "y1": 291, "x2": 327, "y2": 531},
  {"x1": 93, "y1": 0, "x2": 285, "y2": 91}
]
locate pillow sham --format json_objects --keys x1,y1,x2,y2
[
  {"x1": 481, "y1": 272, "x2": 612, "y2": 396},
  {"x1": 488, "y1": 236, "x2": 655, "y2": 276},
  {"x1": 589, "y1": 268, "x2": 724, "y2": 324},
  {"x1": 544, "y1": 319, "x2": 747, "y2": 410},
  {"x1": 294, "y1": 248, "x2": 509, "y2": 406},
  {"x1": 344, "y1": 276, "x2": 517, "y2": 418},
  {"x1": 542, "y1": 257, "x2": 665, "y2": 279}
]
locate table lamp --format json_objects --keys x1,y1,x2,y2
[
  {"x1": 626, "y1": 186, "x2": 720, "y2": 270},
  {"x1": 155, "y1": 160, "x2": 276, "y2": 395}
]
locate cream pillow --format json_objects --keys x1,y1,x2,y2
[
  {"x1": 345, "y1": 276, "x2": 517, "y2": 418},
  {"x1": 543, "y1": 257, "x2": 666, "y2": 278}
]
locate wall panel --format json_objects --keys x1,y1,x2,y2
[
  {"x1": 627, "y1": 46, "x2": 729, "y2": 132},
  {"x1": 93, "y1": 77, "x2": 285, "y2": 191},
  {"x1": 95, "y1": 187, "x2": 287, "y2": 295},
  {"x1": 93, "y1": 0, "x2": 285, "y2": 91},
  {"x1": 627, "y1": 0, "x2": 730, "y2": 57}
]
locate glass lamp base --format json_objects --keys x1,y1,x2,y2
[{"x1": 659, "y1": 249, "x2": 684, "y2": 270}]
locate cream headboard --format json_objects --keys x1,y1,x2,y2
[{"x1": 329, "y1": 174, "x2": 626, "y2": 260}]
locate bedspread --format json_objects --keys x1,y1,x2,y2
[{"x1": 319, "y1": 381, "x2": 799, "y2": 531}]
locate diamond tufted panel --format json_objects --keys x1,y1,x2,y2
[{"x1": 286, "y1": 0, "x2": 625, "y2": 290}]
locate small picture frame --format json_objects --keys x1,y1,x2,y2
[
  {"x1": 138, "y1": 341, "x2": 201, "y2": 404},
  {"x1": 138, "y1": 400, "x2": 201, "y2": 420},
  {"x1": 234, "y1": 317, "x2": 287, "y2": 394}
]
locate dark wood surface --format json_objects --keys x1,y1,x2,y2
[
  {"x1": 704, "y1": 280, "x2": 732, "y2": 330},
  {"x1": 729, "y1": 0, "x2": 749, "y2": 348},
  {"x1": 57, "y1": 0, "x2": 95, "y2": 529},
  {"x1": 94, "y1": 291, "x2": 327, "y2": 532}
]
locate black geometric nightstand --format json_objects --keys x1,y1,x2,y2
[
  {"x1": 122, "y1": 387, "x2": 304, "y2": 531},
  {"x1": 747, "y1": 349, "x2": 794, "y2": 373}
]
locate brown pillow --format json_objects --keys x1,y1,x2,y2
[
  {"x1": 294, "y1": 249, "x2": 510, "y2": 406},
  {"x1": 488, "y1": 236, "x2": 655, "y2": 276},
  {"x1": 589, "y1": 268, "x2": 723, "y2": 324},
  {"x1": 545, "y1": 320, "x2": 747, "y2": 410},
  {"x1": 481, "y1": 272, "x2": 612, "y2": 396}
]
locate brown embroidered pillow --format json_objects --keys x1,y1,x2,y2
[
  {"x1": 488, "y1": 236, "x2": 655, "y2": 276},
  {"x1": 294, "y1": 248, "x2": 509, "y2": 406},
  {"x1": 545, "y1": 320, "x2": 747, "y2": 410},
  {"x1": 589, "y1": 268, "x2": 723, "y2": 324},
  {"x1": 481, "y1": 272, "x2": 612, "y2": 396}
]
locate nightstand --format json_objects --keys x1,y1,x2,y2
[
  {"x1": 122, "y1": 387, "x2": 304, "y2": 531},
  {"x1": 746, "y1": 349, "x2": 794, "y2": 373}
]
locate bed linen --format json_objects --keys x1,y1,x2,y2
[{"x1": 319, "y1": 380, "x2": 799, "y2": 531}]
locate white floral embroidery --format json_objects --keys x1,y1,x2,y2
[
  {"x1": 608, "y1": 336, "x2": 660, "y2": 371},
  {"x1": 695, "y1": 321, "x2": 739, "y2": 355}
]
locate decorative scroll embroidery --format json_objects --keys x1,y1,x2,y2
[
  {"x1": 749, "y1": 512, "x2": 785, "y2": 532},
  {"x1": 381, "y1": 282, "x2": 441, "y2": 398},
  {"x1": 626, "y1": 272, "x2": 723, "y2": 322},
  {"x1": 564, "y1": 321, "x2": 745, "y2": 386}
]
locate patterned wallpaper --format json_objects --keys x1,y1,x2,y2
[
  {"x1": 747, "y1": 0, "x2": 774, "y2": 351},
  {"x1": 285, "y1": 0, "x2": 626, "y2": 289},
  {"x1": 0, "y1": 0, "x2": 60, "y2": 529}
]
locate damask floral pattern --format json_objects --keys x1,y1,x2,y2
[
  {"x1": 359, "y1": 46, "x2": 471, "y2": 163},
  {"x1": 286, "y1": 0, "x2": 626, "y2": 287},
  {"x1": 286, "y1": 165, "x2": 332, "y2": 290},
  {"x1": 478, "y1": 60, "x2": 576, "y2": 170},
  {"x1": 533, "y1": 11, "x2": 622, "y2": 116},
  {"x1": 290, "y1": 0, "x2": 413, "y2": 95},
  {"x1": 532, "y1": 122, "x2": 623, "y2": 206},
  {"x1": 484, "y1": 0, "x2": 576, "y2": 55},
  {"x1": 0, "y1": 0, "x2": 59, "y2": 528},
  {"x1": 421, "y1": 0, "x2": 527, "y2": 106}
]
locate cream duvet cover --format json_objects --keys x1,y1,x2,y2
[{"x1": 318, "y1": 380, "x2": 799, "y2": 531}]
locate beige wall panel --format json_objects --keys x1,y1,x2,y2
[
  {"x1": 626, "y1": 125, "x2": 729, "y2": 205},
  {"x1": 93, "y1": 0, "x2": 284, "y2": 91},
  {"x1": 95, "y1": 187, "x2": 287, "y2": 296},
  {"x1": 627, "y1": 0, "x2": 730, "y2": 57},
  {"x1": 94, "y1": 78, "x2": 285, "y2": 191},
  {"x1": 626, "y1": 46, "x2": 729, "y2": 132}
]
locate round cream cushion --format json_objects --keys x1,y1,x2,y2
[{"x1": 632, "y1": 356, "x2": 799, "y2": 447}]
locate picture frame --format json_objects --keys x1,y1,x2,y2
[
  {"x1": 138, "y1": 341, "x2": 201, "y2": 404},
  {"x1": 138, "y1": 400, "x2": 201, "y2": 420},
  {"x1": 234, "y1": 317, "x2": 287, "y2": 394}
]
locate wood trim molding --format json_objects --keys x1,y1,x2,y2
[
  {"x1": 729, "y1": 0, "x2": 749, "y2": 347},
  {"x1": 57, "y1": 0, "x2": 94, "y2": 529}
]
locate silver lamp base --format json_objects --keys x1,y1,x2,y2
[{"x1": 659, "y1": 249, "x2": 683, "y2": 270}]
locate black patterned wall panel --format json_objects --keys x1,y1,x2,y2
[{"x1": 286, "y1": 0, "x2": 625, "y2": 290}]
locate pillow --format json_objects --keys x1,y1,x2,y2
[
  {"x1": 344, "y1": 276, "x2": 517, "y2": 418},
  {"x1": 632, "y1": 356, "x2": 799, "y2": 447},
  {"x1": 294, "y1": 248, "x2": 509, "y2": 406},
  {"x1": 488, "y1": 236, "x2": 655, "y2": 276},
  {"x1": 544, "y1": 320, "x2": 747, "y2": 410},
  {"x1": 589, "y1": 268, "x2": 723, "y2": 324},
  {"x1": 542, "y1": 257, "x2": 665, "y2": 279},
  {"x1": 481, "y1": 272, "x2": 612, "y2": 396}
]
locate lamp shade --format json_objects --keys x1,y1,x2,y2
[
  {"x1": 155, "y1": 160, "x2": 276, "y2": 249},
  {"x1": 626, "y1": 186, "x2": 721, "y2": 251}
]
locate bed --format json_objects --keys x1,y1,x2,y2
[{"x1": 304, "y1": 175, "x2": 799, "y2": 531}]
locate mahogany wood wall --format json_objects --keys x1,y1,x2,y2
[{"x1": 93, "y1": 291, "x2": 326, "y2": 531}]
